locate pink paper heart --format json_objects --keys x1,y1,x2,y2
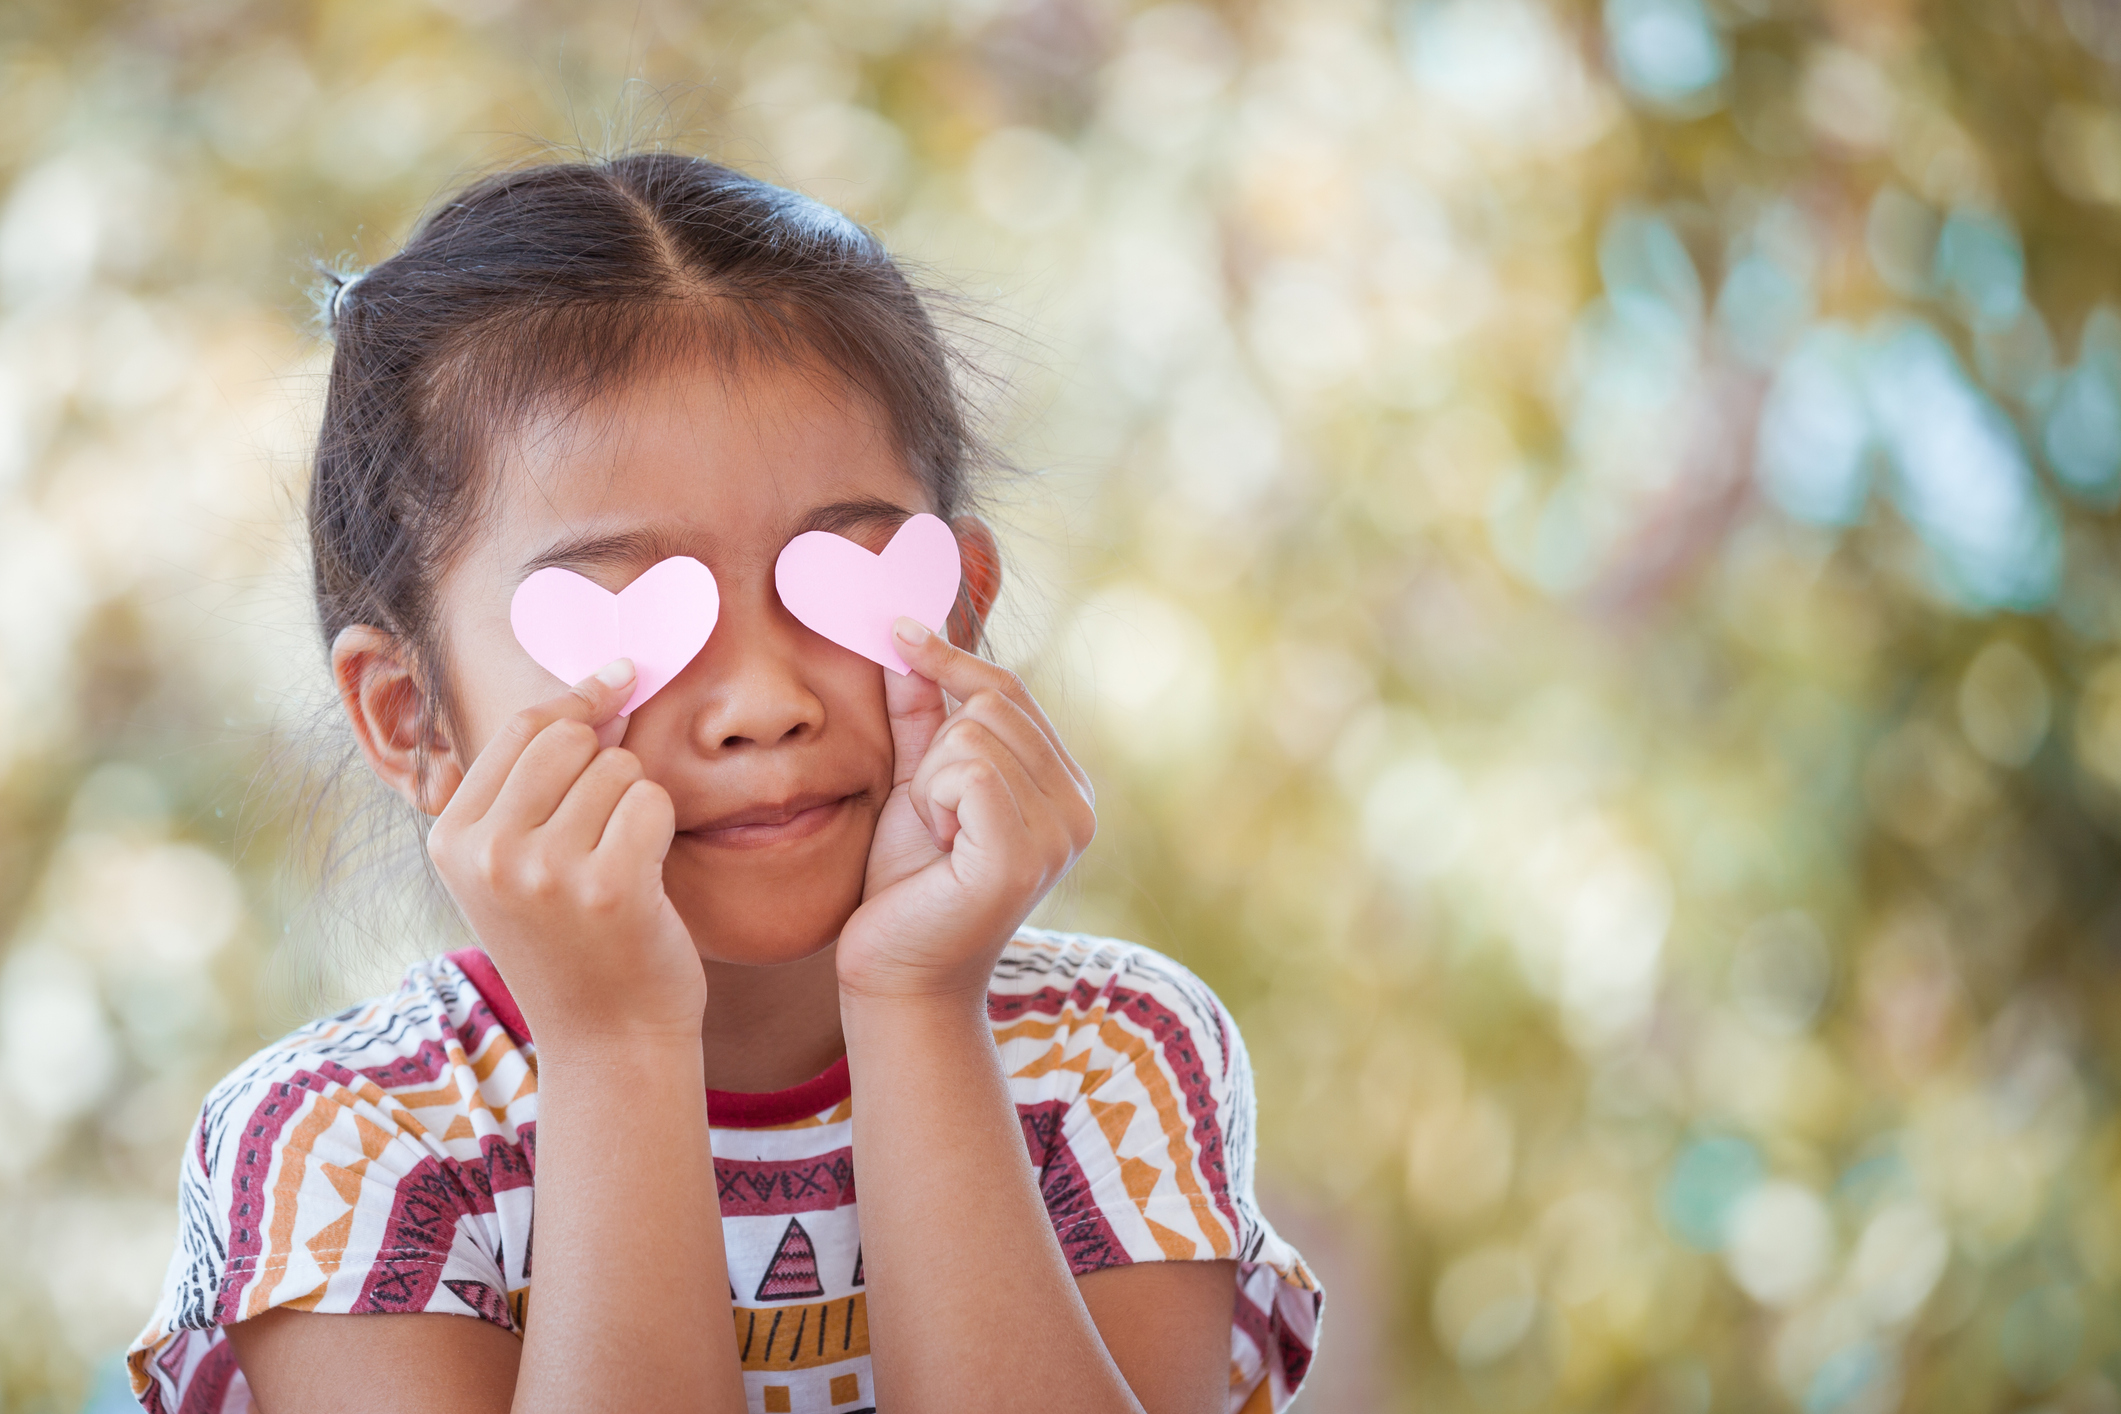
[
  {"x1": 775, "y1": 513, "x2": 963, "y2": 675},
  {"x1": 508, "y1": 556, "x2": 720, "y2": 715}
]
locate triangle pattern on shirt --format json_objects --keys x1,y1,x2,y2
[
  {"x1": 320, "y1": 1159, "x2": 367, "y2": 1207},
  {"x1": 354, "y1": 1113, "x2": 395, "y2": 1161},
  {"x1": 755, "y1": 1217, "x2": 827, "y2": 1301},
  {"x1": 156, "y1": 1329, "x2": 191, "y2": 1386},
  {"x1": 131, "y1": 938, "x2": 1322, "y2": 1414},
  {"x1": 444, "y1": 1279, "x2": 513, "y2": 1327},
  {"x1": 1087, "y1": 1098, "x2": 1136, "y2": 1154}
]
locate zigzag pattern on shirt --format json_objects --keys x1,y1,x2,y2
[
  {"x1": 1018, "y1": 1098, "x2": 1127, "y2": 1274},
  {"x1": 132, "y1": 939, "x2": 1321, "y2": 1414},
  {"x1": 993, "y1": 977, "x2": 1242, "y2": 1256},
  {"x1": 714, "y1": 1147, "x2": 857, "y2": 1217}
]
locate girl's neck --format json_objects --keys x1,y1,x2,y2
[{"x1": 697, "y1": 942, "x2": 848, "y2": 1094}]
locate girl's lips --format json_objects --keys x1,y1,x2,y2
[{"x1": 681, "y1": 793, "x2": 855, "y2": 850}]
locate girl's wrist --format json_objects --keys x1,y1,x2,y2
[
  {"x1": 836, "y1": 971, "x2": 992, "y2": 1026},
  {"x1": 835, "y1": 908, "x2": 1023, "y2": 1004},
  {"x1": 529, "y1": 1027, "x2": 706, "y2": 1077},
  {"x1": 835, "y1": 941, "x2": 1006, "y2": 1015},
  {"x1": 839, "y1": 985, "x2": 998, "y2": 1085}
]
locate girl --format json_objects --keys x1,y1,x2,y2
[{"x1": 128, "y1": 152, "x2": 1319, "y2": 1414}]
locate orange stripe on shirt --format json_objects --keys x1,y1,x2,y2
[
  {"x1": 993, "y1": 1007, "x2": 1233, "y2": 1258},
  {"x1": 245, "y1": 1085, "x2": 352, "y2": 1318}
]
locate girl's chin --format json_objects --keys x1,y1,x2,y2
[
  {"x1": 667, "y1": 892, "x2": 858, "y2": 970},
  {"x1": 663, "y1": 814, "x2": 872, "y2": 968},
  {"x1": 689, "y1": 932, "x2": 844, "y2": 970}
]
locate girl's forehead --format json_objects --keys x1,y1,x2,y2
[
  {"x1": 514, "y1": 358, "x2": 905, "y2": 486},
  {"x1": 478, "y1": 358, "x2": 929, "y2": 575}
]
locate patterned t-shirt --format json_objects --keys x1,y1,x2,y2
[{"x1": 129, "y1": 929, "x2": 1321, "y2": 1413}]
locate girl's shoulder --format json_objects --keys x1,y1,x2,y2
[
  {"x1": 991, "y1": 928, "x2": 1241, "y2": 1045},
  {"x1": 174, "y1": 948, "x2": 535, "y2": 1236},
  {"x1": 177, "y1": 951, "x2": 536, "y2": 1229},
  {"x1": 192, "y1": 951, "x2": 520, "y2": 1121},
  {"x1": 989, "y1": 928, "x2": 1248, "y2": 1087},
  {"x1": 130, "y1": 955, "x2": 536, "y2": 1408},
  {"x1": 987, "y1": 928, "x2": 1255, "y2": 1195},
  {"x1": 988, "y1": 929, "x2": 1322, "y2": 1407}
]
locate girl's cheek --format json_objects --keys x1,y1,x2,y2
[{"x1": 849, "y1": 675, "x2": 899, "y2": 760}]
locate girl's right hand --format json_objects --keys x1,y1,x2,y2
[{"x1": 426, "y1": 659, "x2": 705, "y2": 1052}]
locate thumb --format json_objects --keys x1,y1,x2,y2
[
  {"x1": 432, "y1": 657, "x2": 636, "y2": 827},
  {"x1": 883, "y1": 630, "x2": 947, "y2": 789},
  {"x1": 567, "y1": 658, "x2": 636, "y2": 750}
]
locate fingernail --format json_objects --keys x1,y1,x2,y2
[
  {"x1": 894, "y1": 617, "x2": 931, "y2": 646},
  {"x1": 594, "y1": 658, "x2": 635, "y2": 688}
]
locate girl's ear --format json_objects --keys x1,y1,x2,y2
[
  {"x1": 946, "y1": 515, "x2": 1002, "y2": 652},
  {"x1": 331, "y1": 626, "x2": 465, "y2": 816}
]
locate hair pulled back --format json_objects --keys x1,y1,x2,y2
[{"x1": 311, "y1": 151, "x2": 983, "y2": 719}]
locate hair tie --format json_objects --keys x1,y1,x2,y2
[{"x1": 326, "y1": 269, "x2": 367, "y2": 331}]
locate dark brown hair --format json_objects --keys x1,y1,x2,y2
[
  {"x1": 279, "y1": 151, "x2": 1002, "y2": 997},
  {"x1": 311, "y1": 150, "x2": 988, "y2": 730}
]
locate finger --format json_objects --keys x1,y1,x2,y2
[
  {"x1": 541, "y1": 746, "x2": 647, "y2": 851},
  {"x1": 924, "y1": 757, "x2": 1031, "y2": 870},
  {"x1": 924, "y1": 715, "x2": 1091, "y2": 862},
  {"x1": 928, "y1": 705, "x2": 1095, "y2": 855},
  {"x1": 934, "y1": 689, "x2": 1086, "y2": 811},
  {"x1": 483, "y1": 718, "x2": 606, "y2": 833},
  {"x1": 913, "y1": 719, "x2": 1036, "y2": 843},
  {"x1": 891, "y1": 620, "x2": 1090, "y2": 794},
  {"x1": 444, "y1": 659, "x2": 639, "y2": 825},
  {"x1": 595, "y1": 777, "x2": 678, "y2": 872},
  {"x1": 882, "y1": 648, "x2": 949, "y2": 792},
  {"x1": 916, "y1": 726, "x2": 1044, "y2": 854}
]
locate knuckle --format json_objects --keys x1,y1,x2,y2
[
  {"x1": 576, "y1": 878, "x2": 624, "y2": 914},
  {"x1": 546, "y1": 719, "x2": 596, "y2": 751},
  {"x1": 620, "y1": 780, "x2": 675, "y2": 829},
  {"x1": 599, "y1": 747, "x2": 643, "y2": 780},
  {"x1": 513, "y1": 851, "x2": 560, "y2": 899},
  {"x1": 469, "y1": 837, "x2": 506, "y2": 887}
]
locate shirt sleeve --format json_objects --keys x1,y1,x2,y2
[
  {"x1": 996, "y1": 935, "x2": 1323, "y2": 1413},
  {"x1": 127, "y1": 1044, "x2": 518, "y2": 1412}
]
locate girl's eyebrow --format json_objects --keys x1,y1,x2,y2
[
  {"x1": 792, "y1": 496, "x2": 917, "y2": 537},
  {"x1": 520, "y1": 499, "x2": 916, "y2": 576},
  {"x1": 522, "y1": 526, "x2": 694, "y2": 575}
]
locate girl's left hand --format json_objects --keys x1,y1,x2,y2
[{"x1": 839, "y1": 618, "x2": 1096, "y2": 1002}]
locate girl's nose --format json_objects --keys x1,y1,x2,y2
[{"x1": 684, "y1": 605, "x2": 826, "y2": 752}]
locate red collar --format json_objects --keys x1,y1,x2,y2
[{"x1": 447, "y1": 948, "x2": 852, "y2": 1130}]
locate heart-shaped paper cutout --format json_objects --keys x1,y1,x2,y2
[
  {"x1": 509, "y1": 556, "x2": 719, "y2": 715},
  {"x1": 775, "y1": 513, "x2": 963, "y2": 675}
]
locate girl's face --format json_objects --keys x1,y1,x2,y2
[{"x1": 427, "y1": 355, "x2": 945, "y2": 967}]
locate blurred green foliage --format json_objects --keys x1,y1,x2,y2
[{"x1": 7, "y1": 0, "x2": 2121, "y2": 1410}]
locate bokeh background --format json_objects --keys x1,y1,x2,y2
[{"x1": 6, "y1": 0, "x2": 2121, "y2": 1409}]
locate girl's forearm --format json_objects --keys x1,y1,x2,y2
[
  {"x1": 512, "y1": 1035, "x2": 746, "y2": 1413},
  {"x1": 842, "y1": 989, "x2": 1146, "y2": 1414}
]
